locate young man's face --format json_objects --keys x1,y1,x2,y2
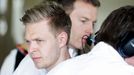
[
  {"x1": 69, "y1": 1, "x2": 97, "y2": 49},
  {"x1": 25, "y1": 19, "x2": 62, "y2": 70}
]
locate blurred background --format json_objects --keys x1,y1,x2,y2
[
  {"x1": 0, "y1": 0, "x2": 42, "y2": 68},
  {"x1": 0, "y1": 0, "x2": 134, "y2": 68}
]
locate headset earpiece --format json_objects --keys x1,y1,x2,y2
[
  {"x1": 118, "y1": 32, "x2": 134, "y2": 58},
  {"x1": 86, "y1": 35, "x2": 94, "y2": 46}
]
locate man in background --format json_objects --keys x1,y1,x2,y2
[{"x1": 46, "y1": 5, "x2": 134, "y2": 75}]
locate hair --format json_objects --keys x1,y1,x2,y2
[
  {"x1": 95, "y1": 5, "x2": 134, "y2": 50},
  {"x1": 55, "y1": 0, "x2": 100, "y2": 14},
  {"x1": 20, "y1": 1, "x2": 71, "y2": 44}
]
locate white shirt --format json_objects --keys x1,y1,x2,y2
[
  {"x1": 47, "y1": 42, "x2": 134, "y2": 75},
  {"x1": 13, "y1": 54, "x2": 46, "y2": 75},
  {"x1": 13, "y1": 48, "x2": 77, "y2": 75},
  {"x1": 0, "y1": 49, "x2": 17, "y2": 75}
]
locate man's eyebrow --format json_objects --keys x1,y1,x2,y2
[{"x1": 81, "y1": 17, "x2": 89, "y2": 20}]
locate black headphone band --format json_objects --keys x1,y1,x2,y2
[{"x1": 118, "y1": 32, "x2": 134, "y2": 58}]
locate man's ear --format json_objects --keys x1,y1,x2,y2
[{"x1": 57, "y1": 32, "x2": 68, "y2": 48}]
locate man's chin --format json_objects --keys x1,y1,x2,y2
[
  {"x1": 34, "y1": 63, "x2": 44, "y2": 69},
  {"x1": 75, "y1": 45, "x2": 83, "y2": 50},
  {"x1": 69, "y1": 43, "x2": 83, "y2": 50}
]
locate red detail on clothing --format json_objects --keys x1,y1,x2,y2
[{"x1": 16, "y1": 44, "x2": 28, "y2": 55}]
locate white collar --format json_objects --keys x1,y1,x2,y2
[{"x1": 69, "y1": 48, "x2": 77, "y2": 58}]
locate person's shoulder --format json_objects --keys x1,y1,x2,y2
[
  {"x1": 13, "y1": 55, "x2": 47, "y2": 75},
  {"x1": 0, "y1": 49, "x2": 18, "y2": 75},
  {"x1": 47, "y1": 54, "x2": 89, "y2": 75},
  {"x1": 47, "y1": 60, "x2": 72, "y2": 75},
  {"x1": 60, "y1": 53, "x2": 88, "y2": 66}
]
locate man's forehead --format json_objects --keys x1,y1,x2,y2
[{"x1": 25, "y1": 20, "x2": 51, "y2": 36}]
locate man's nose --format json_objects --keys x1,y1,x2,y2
[
  {"x1": 85, "y1": 23, "x2": 93, "y2": 35},
  {"x1": 28, "y1": 42, "x2": 38, "y2": 53}
]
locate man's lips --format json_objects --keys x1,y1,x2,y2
[
  {"x1": 82, "y1": 35, "x2": 89, "y2": 43},
  {"x1": 32, "y1": 57, "x2": 42, "y2": 62},
  {"x1": 82, "y1": 38, "x2": 87, "y2": 44}
]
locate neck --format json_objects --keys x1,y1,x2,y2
[{"x1": 47, "y1": 46, "x2": 71, "y2": 71}]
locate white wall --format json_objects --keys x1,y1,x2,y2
[
  {"x1": 95, "y1": 0, "x2": 134, "y2": 32},
  {"x1": 11, "y1": 0, "x2": 25, "y2": 44},
  {"x1": 11, "y1": 0, "x2": 42, "y2": 44}
]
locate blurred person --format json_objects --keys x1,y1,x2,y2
[
  {"x1": 13, "y1": 0, "x2": 100, "y2": 75},
  {"x1": 0, "y1": 43, "x2": 27, "y2": 75},
  {"x1": 47, "y1": 5, "x2": 134, "y2": 75}
]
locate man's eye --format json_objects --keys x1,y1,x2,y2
[
  {"x1": 25, "y1": 40, "x2": 30, "y2": 46},
  {"x1": 36, "y1": 39, "x2": 41, "y2": 42},
  {"x1": 36, "y1": 39, "x2": 44, "y2": 43},
  {"x1": 81, "y1": 20, "x2": 87, "y2": 23},
  {"x1": 80, "y1": 18, "x2": 88, "y2": 23}
]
